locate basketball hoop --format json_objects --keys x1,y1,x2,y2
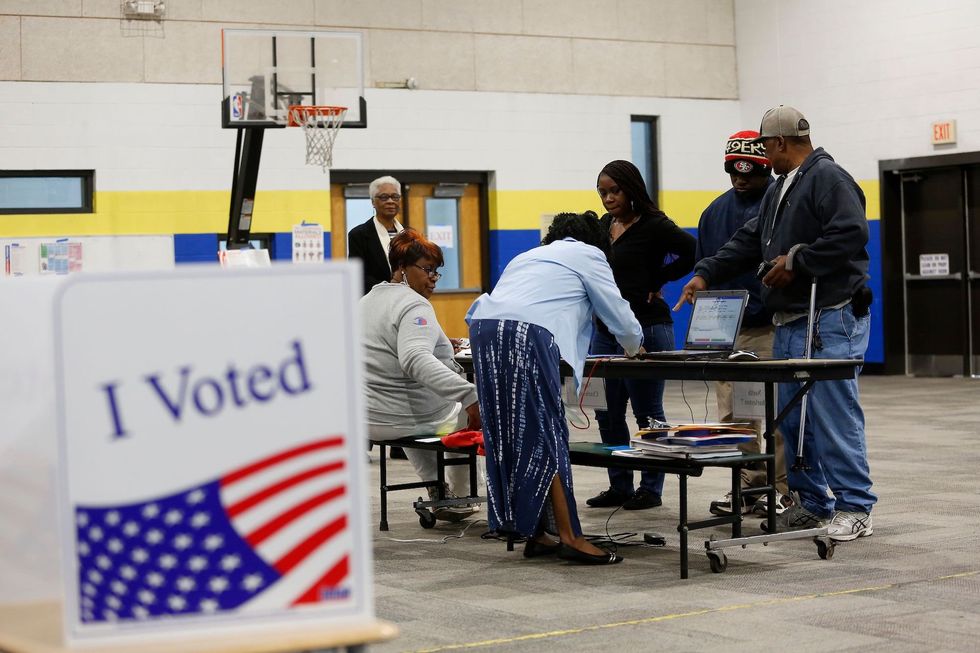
[{"x1": 287, "y1": 105, "x2": 348, "y2": 170}]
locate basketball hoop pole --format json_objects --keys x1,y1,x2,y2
[{"x1": 226, "y1": 125, "x2": 273, "y2": 248}]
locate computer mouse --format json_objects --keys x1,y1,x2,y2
[{"x1": 728, "y1": 350, "x2": 760, "y2": 361}]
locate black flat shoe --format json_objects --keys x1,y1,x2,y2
[
  {"x1": 556, "y1": 543, "x2": 623, "y2": 565},
  {"x1": 523, "y1": 538, "x2": 561, "y2": 558}
]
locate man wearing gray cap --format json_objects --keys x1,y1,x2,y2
[{"x1": 674, "y1": 106, "x2": 876, "y2": 543}]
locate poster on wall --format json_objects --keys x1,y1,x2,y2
[
  {"x1": 292, "y1": 223, "x2": 325, "y2": 263},
  {"x1": 4, "y1": 243, "x2": 28, "y2": 276},
  {"x1": 53, "y1": 265, "x2": 372, "y2": 646},
  {"x1": 39, "y1": 239, "x2": 83, "y2": 275}
]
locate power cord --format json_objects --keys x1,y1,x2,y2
[{"x1": 383, "y1": 519, "x2": 488, "y2": 544}]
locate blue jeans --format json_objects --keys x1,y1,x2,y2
[
  {"x1": 590, "y1": 323, "x2": 674, "y2": 496},
  {"x1": 774, "y1": 306, "x2": 876, "y2": 517}
]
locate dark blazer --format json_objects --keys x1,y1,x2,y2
[{"x1": 348, "y1": 216, "x2": 393, "y2": 295}]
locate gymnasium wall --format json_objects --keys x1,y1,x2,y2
[
  {"x1": 734, "y1": 0, "x2": 980, "y2": 364},
  {"x1": 0, "y1": 1, "x2": 739, "y2": 283}
]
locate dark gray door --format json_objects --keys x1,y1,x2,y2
[
  {"x1": 900, "y1": 168, "x2": 972, "y2": 376},
  {"x1": 967, "y1": 166, "x2": 980, "y2": 376}
]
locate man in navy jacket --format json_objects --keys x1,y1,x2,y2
[
  {"x1": 697, "y1": 130, "x2": 788, "y2": 519},
  {"x1": 676, "y1": 107, "x2": 876, "y2": 542}
]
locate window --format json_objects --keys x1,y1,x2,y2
[
  {"x1": 0, "y1": 170, "x2": 94, "y2": 214},
  {"x1": 630, "y1": 117, "x2": 659, "y2": 201}
]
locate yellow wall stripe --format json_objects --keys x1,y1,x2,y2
[
  {"x1": 0, "y1": 190, "x2": 331, "y2": 237},
  {"x1": 0, "y1": 182, "x2": 879, "y2": 238}
]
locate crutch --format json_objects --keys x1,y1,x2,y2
[{"x1": 792, "y1": 276, "x2": 818, "y2": 471}]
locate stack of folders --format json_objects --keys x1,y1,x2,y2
[{"x1": 621, "y1": 423, "x2": 757, "y2": 460}]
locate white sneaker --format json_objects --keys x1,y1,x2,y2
[
  {"x1": 426, "y1": 485, "x2": 479, "y2": 522},
  {"x1": 827, "y1": 510, "x2": 873, "y2": 541},
  {"x1": 708, "y1": 491, "x2": 754, "y2": 516},
  {"x1": 752, "y1": 491, "x2": 792, "y2": 517}
]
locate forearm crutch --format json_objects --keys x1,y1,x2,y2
[{"x1": 792, "y1": 276, "x2": 818, "y2": 472}]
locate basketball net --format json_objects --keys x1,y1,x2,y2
[{"x1": 287, "y1": 105, "x2": 348, "y2": 171}]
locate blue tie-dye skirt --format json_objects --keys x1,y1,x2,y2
[{"x1": 469, "y1": 319, "x2": 582, "y2": 537}]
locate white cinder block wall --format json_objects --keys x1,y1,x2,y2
[
  {"x1": 0, "y1": 1, "x2": 740, "y2": 198},
  {"x1": 735, "y1": 0, "x2": 980, "y2": 181}
]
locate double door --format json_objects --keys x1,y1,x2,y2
[
  {"x1": 899, "y1": 165, "x2": 980, "y2": 376},
  {"x1": 330, "y1": 179, "x2": 486, "y2": 338}
]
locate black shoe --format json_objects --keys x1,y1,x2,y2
[
  {"x1": 556, "y1": 543, "x2": 623, "y2": 565},
  {"x1": 389, "y1": 446, "x2": 408, "y2": 460},
  {"x1": 586, "y1": 488, "x2": 628, "y2": 508},
  {"x1": 523, "y1": 538, "x2": 561, "y2": 558},
  {"x1": 622, "y1": 488, "x2": 662, "y2": 511}
]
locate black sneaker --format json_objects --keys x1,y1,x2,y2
[
  {"x1": 622, "y1": 488, "x2": 662, "y2": 510},
  {"x1": 586, "y1": 488, "x2": 629, "y2": 508}
]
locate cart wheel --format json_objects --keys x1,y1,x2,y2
[
  {"x1": 815, "y1": 538, "x2": 835, "y2": 560},
  {"x1": 418, "y1": 510, "x2": 437, "y2": 529},
  {"x1": 707, "y1": 550, "x2": 728, "y2": 573}
]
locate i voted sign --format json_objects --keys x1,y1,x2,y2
[{"x1": 53, "y1": 265, "x2": 372, "y2": 645}]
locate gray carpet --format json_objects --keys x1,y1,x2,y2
[{"x1": 367, "y1": 376, "x2": 980, "y2": 652}]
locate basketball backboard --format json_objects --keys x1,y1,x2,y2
[{"x1": 221, "y1": 29, "x2": 366, "y2": 129}]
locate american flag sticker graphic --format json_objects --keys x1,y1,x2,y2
[{"x1": 74, "y1": 437, "x2": 352, "y2": 623}]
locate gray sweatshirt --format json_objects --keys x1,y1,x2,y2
[{"x1": 360, "y1": 283, "x2": 477, "y2": 433}]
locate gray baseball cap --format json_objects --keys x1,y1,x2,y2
[{"x1": 752, "y1": 106, "x2": 810, "y2": 142}]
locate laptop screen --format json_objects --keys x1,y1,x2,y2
[{"x1": 683, "y1": 290, "x2": 749, "y2": 350}]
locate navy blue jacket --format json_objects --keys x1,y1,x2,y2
[
  {"x1": 695, "y1": 177, "x2": 774, "y2": 328},
  {"x1": 694, "y1": 148, "x2": 869, "y2": 313}
]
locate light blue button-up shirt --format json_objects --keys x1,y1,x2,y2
[{"x1": 465, "y1": 238, "x2": 643, "y2": 391}]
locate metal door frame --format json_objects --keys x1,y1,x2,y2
[{"x1": 880, "y1": 152, "x2": 980, "y2": 377}]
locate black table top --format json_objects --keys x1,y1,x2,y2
[
  {"x1": 568, "y1": 441, "x2": 771, "y2": 476},
  {"x1": 456, "y1": 354, "x2": 860, "y2": 383}
]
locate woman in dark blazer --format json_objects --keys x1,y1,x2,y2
[{"x1": 347, "y1": 176, "x2": 404, "y2": 295}]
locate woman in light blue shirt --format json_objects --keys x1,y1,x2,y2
[{"x1": 466, "y1": 212, "x2": 643, "y2": 565}]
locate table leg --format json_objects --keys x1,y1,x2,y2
[
  {"x1": 379, "y1": 444, "x2": 389, "y2": 532},
  {"x1": 679, "y1": 474, "x2": 688, "y2": 579}
]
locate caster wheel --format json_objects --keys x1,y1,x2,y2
[
  {"x1": 418, "y1": 510, "x2": 436, "y2": 529},
  {"x1": 707, "y1": 550, "x2": 728, "y2": 573},
  {"x1": 815, "y1": 538, "x2": 835, "y2": 560}
]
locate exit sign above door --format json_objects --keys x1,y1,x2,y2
[{"x1": 932, "y1": 120, "x2": 957, "y2": 145}]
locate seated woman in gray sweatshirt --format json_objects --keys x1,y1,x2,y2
[{"x1": 360, "y1": 229, "x2": 481, "y2": 522}]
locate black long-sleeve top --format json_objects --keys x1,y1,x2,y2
[{"x1": 598, "y1": 210, "x2": 696, "y2": 328}]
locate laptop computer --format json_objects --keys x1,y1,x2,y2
[{"x1": 640, "y1": 289, "x2": 750, "y2": 360}]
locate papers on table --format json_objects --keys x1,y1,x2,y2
[{"x1": 627, "y1": 423, "x2": 757, "y2": 460}]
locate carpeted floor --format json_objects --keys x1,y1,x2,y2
[{"x1": 367, "y1": 375, "x2": 980, "y2": 653}]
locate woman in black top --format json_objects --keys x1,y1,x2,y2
[{"x1": 585, "y1": 160, "x2": 696, "y2": 510}]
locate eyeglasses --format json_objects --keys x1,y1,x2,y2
[
  {"x1": 412, "y1": 264, "x2": 442, "y2": 280},
  {"x1": 374, "y1": 193, "x2": 401, "y2": 202}
]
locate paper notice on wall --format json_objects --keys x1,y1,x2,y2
[
  {"x1": 4, "y1": 243, "x2": 28, "y2": 276},
  {"x1": 292, "y1": 223, "x2": 324, "y2": 263},
  {"x1": 39, "y1": 240, "x2": 83, "y2": 275},
  {"x1": 732, "y1": 382, "x2": 765, "y2": 420},
  {"x1": 218, "y1": 248, "x2": 271, "y2": 268},
  {"x1": 918, "y1": 253, "x2": 949, "y2": 276},
  {"x1": 427, "y1": 225, "x2": 454, "y2": 249}
]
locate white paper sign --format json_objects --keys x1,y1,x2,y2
[
  {"x1": 732, "y1": 382, "x2": 765, "y2": 420},
  {"x1": 918, "y1": 253, "x2": 949, "y2": 276},
  {"x1": 293, "y1": 223, "x2": 325, "y2": 263},
  {"x1": 54, "y1": 265, "x2": 372, "y2": 645},
  {"x1": 562, "y1": 377, "x2": 607, "y2": 410},
  {"x1": 219, "y1": 248, "x2": 271, "y2": 268},
  {"x1": 426, "y1": 225, "x2": 454, "y2": 249}
]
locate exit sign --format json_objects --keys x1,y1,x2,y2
[{"x1": 932, "y1": 120, "x2": 957, "y2": 145}]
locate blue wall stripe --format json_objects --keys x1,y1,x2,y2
[
  {"x1": 174, "y1": 234, "x2": 218, "y2": 264},
  {"x1": 488, "y1": 229, "x2": 540, "y2": 287}
]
